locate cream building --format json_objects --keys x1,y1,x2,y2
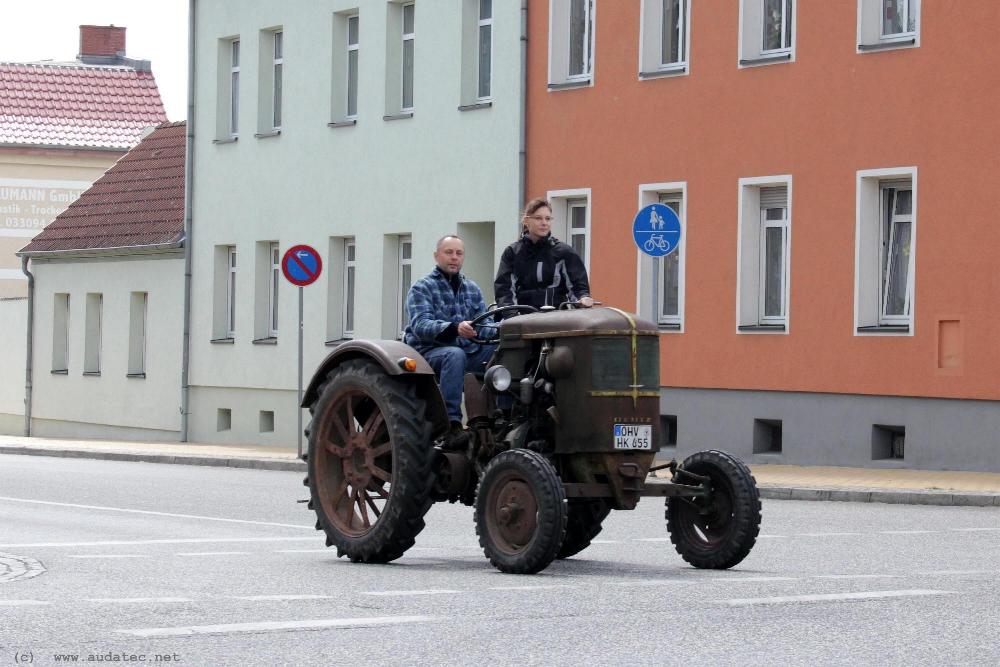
[{"x1": 187, "y1": 0, "x2": 524, "y2": 446}]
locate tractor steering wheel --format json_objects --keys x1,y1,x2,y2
[{"x1": 469, "y1": 304, "x2": 539, "y2": 344}]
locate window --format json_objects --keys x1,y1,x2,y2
[
  {"x1": 547, "y1": 189, "x2": 591, "y2": 272},
  {"x1": 548, "y1": 0, "x2": 595, "y2": 88},
  {"x1": 254, "y1": 241, "x2": 279, "y2": 341},
  {"x1": 402, "y1": 3, "x2": 415, "y2": 112},
  {"x1": 216, "y1": 38, "x2": 240, "y2": 139},
  {"x1": 259, "y1": 410, "x2": 275, "y2": 433},
  {"x1": 347, "y1": 16, "x2": 359, "y2": 117},
  {"x1": 272, "y1": 31, "x2": 283, "y2": 129},
  {"x1": 52, "y1": 293, "x2": 69, "y2": 372},
  {"x1": 637, "y1": 183, "x2": 686, "y2": 331},
  {"x1": 84, "y1": 293, "x2": 102, "y2": 374},
  {"x1": 739, "y1": 0, "x2": 795, "y2": 66},
  {"x1": 213, "y1": 245, "x2": 238, "y2": 340},
  {"x1": 398, "y1": 236, "x2": 412, "y2": 338},
  {"x1": 268, "y1": 242, "x2": 280, "y2": 337},
  {"x1": 227, "y1": 246, "x2": 237, "y2": 337},
  {"x1": 478, "y1": 0, "x2": 493, "y2": 99},
  {"x1": 737, "y1": 177, "x2": 791, "y2": 332},
  {"x1": 344, "y1": 241, "x2": 356, "y2": 337},
  {"x1": 568, "y1": 199, "x2": 587, "y2": 262},
  {"x1": 855, "y1": 168, "x2": 916, "y2": 334},
  {"x1": 859, "y1": 0, "x2": 919, "y2": 50},
  {"x1": 127, "y1": 292, "x2": 147, "y2": 377},
  {"x1": 256, "y1": 29, "x2": 283, "y2": 136},
  {"x1": 639, "y1": 0, "x2": 690, "y2": 76}
]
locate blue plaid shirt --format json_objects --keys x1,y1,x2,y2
[{"x1": 404, "y1": 268, "x2": 497, "y2": 355}]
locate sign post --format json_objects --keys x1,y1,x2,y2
[
  {"x1": 632, "y1": 203, "x2": 682, "y2": 257},
  {"x1": 281, "y1": 244, "x2": 323, "y2": 459}
]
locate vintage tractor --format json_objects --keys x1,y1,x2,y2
[{"x1": 301, "y1": 305, "x2": 761, "y2": 574}]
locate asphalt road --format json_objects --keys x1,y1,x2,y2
[{"x1": 1, "y1": 454, "x2": 998, "y2": 666}]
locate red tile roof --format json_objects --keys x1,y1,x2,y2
[
  {"x1": 0, "y1": 62, "x2": 167, "y2": 150},
  {"x1": 19, "y1": 121, "x2": 185, "y2": 255}
]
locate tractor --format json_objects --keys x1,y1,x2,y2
[{"x1": 301, "y1": 304, "x2": 761, "y2": 574}]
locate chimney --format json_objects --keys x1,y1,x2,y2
[{"x1": 79, "y1": 25, "x2": 127, "y2": 59}]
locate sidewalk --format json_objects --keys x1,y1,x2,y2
[{"x1": 2, "y1": 435, "x2": 999, "y2": 507}]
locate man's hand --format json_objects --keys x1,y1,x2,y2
[
  {"x1": 458, "y1": 321, "x2": 477, "y2": 339},
  {"x1": 579, "y1": 296, "x2": 594, "y2": 308}
]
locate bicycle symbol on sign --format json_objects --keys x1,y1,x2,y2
[{"x1": 643, "y1": 234, "x2": 670, "y2": 252}]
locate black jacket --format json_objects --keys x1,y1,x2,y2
[{"x1": 494, "y1": 234, "x2": 591, "y2": 309}]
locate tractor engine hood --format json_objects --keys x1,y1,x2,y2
[{"x1": 499, "y1": 307, "x2": 658, "y2": 340}]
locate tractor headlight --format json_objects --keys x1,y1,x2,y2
[{"x1": 484, "y1": 365, "x2": 512, "y2": 392}]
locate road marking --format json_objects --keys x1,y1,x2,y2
[
  {"x1": 234, "y1": 595, "x2": 334, "y2": 601},
  {"x1": 795, "y1": 532, "x2": 862, "y2": 537},
  {"x1": 815, "y1": 574, "x2": 902, "y2": 580},
  {"x1": 613, "y1": 579, "x2": 693, "y2": 587},
  {"x1": 176, "y1": 552, "x2": 249, "y2": 557},
  {"x1": 723, "y1": 589, "x2": 951, "y2": 607},
  {"x1": 0, "y1": 537, "x2": 319, "y2": 549},
  {"x1": 117, "y1": 615, "x2": 438, "y2": 638},
  {"x1": 950, "y1": 527, "x2": 1000, "y2": 532},
  {"x1": 757, "y1": 535, "x2": 788, "y2": 539},
  {"x1": 913, "y1": 569, "x2": 1000, "y2": 576},
  {"x1": 878, "y1": 530, "x2": 935, "y2": 535},
  {"x1": 276, "y1": 549, "x2": 332, "y2": 554},
  {"x1": 0, "y1": 496, "x2": 311, "y2": 530},
  {"x1": 85, "y1": 597, "x2": 193, "y2": 604},
  {"x1": 589, "y1": 540, "x2": 622, "y2": 544},
  {"x1": 487, "y1": 585, "x2": 575, "y2": 591},
  {"x1": 67, "y1": 555, "x2": 149, "y2": 559},
  {"x1": 0, "y1": 600, "x2": 49, "y2": 607},
  {"x1": 705, "y1": 576, "x2": 799, "y2": 583},
  {"x1": 361, "y1": 589, "x2": 461, "y2": 597},
  {"x1": 635, "y1": 537, "x2": 670, "y2": 542}
]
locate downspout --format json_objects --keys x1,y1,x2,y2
[
  {"x1": 518, "y1": 0, "x2": 528, "y2": 221},
  {"x1": 20, "y1": 256, "x2": 34, "y2": 436},
  {"x1": 181, "y1": 0, "x2": 196, "y2": 441}
]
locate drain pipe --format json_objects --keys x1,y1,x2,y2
[
  {"x1": 20, "y1": 256, "x2": 34, "y2": 436},
  {"x1": 180, "y1": 0, "x2": 196, "y2": 441},
  {"x1": 518, "y1": 0, "x2": 528, "y2": 221}
]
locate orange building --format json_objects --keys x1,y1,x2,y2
[{"x1": 526, "y1": 1, "x2": 999, "y2": 471}]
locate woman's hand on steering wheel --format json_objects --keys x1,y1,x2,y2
[{"x1": 469, "y1": 304, "x2": 539, "y2": 344}]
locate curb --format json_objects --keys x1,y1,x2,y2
[{"x1": 4, "y1": 446, "x2": 999, "y2": 507}]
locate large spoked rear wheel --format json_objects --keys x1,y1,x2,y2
[
  {"x1": 475, "y1": 449, "x2": 567, "y2": 574},
  {"x1": 306, "y1": 359, "x2": 434, "y2": 563},
  {"x1": 557, "y1": 499, "x2": 612, "y2": 559},
  {"x1": 666, "y1": 450, "x2": 761, "y2": 569}
]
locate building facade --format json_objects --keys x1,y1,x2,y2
[
  {"x1": 0, "y1": 25, "x2": 167, "y2": 298},
  {"x1": 188, "y1": 0, "x2": 524, "y2": 445},
  {"x1": 525, "y1": 0, "x2": 1000, "y2": 471}
]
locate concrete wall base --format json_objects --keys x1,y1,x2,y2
[{"x1": 29, "y1": 418, "x2": 181, "y2": 443}]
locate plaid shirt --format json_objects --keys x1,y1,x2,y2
[{"x1": 404, "y1": 267, "x2": 497, "y2": 354}]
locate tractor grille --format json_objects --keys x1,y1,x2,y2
[{"x1": 591, "y1": 337, "x2": 659, "y2": 391}]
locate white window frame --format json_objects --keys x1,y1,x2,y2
[
  {"x1": 854, "y1": 167, "x2": 917, "y2": 336},
  {"x1": 52, "y1": 293, "x2": 70, "y2": 372},
  {"x1": 477, "y1": 0, "x2": 493, "y2": 100},
  {"x1": 879, "y1": 186, "x2": 913, "y2": 325},
  {"x1": 567, "y1": 0, "x2": 594, "y2": 82},
  {"x1": 401, "y1": 3, "x2": 415, "y2": 113},
  {"x1": 548, "y1": 0, "x2": 596, "y2": 88},
  {"x1": 84, "y1": 293, "x2": 103, "y2": 374},
  {"x1": 635, "y1": 182, "x2": 686, "y2": 333},
  {"x1": 397, "y1": 236, "x2": 413, "y2": 338},
  {"x1": 758, "y1": 204, "x2": 789, "y2": 324},
  {"x1": 760, "y1": 0, "x2": 793, "y2": 55},
  {"x1": 738, "y1": 0, "x2": 796, "y2": 67},
  {"x1": 639, "y1": 0, "x2": 691, "y2": 78},
  {"x1": 857, "y1": 0, "x2": 920, "y2": 51},
  {"x1": 268, "y1": 242, "x2": 280, "y2": 337},
  {"x1": 229, "y1": 39, "x2": 240, "y2": 137},
  {"x1": 735, "y1": 176, "x2": 792, "y2": 334},
  {"x1": 880, "y1": 0, "x2": 916, "y2": 39},
  {"x1": 227, "y1": 246, "x2": 237, "y2": 338},
  {"x1": 546, "y1": 188, "x2": 592, "y2": 272},
  {"x1": 271, "y1": 31, "x2": 283, "y2": 130},
  {"x1": 344, "y1": 240, "x2": 356, "y2": 337},
  {"x1": 347, "y1": 15, "x2": 360, "y2": 119},
  {"x1": 128, "y1": 292, "x2": 147, "y2": 377}
]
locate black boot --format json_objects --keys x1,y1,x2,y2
[{"x1": 440, "y1": 421, "x2": 471, "y2": 451}]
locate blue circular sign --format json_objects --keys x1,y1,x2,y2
[
  {"x1": 632, "y1": 204, "x2": 682, "y2": 257},
  {"x1": 281, "y1": 244, "x2": 323, "y2": 286}
]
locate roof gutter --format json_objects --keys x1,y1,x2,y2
[
  {"x1": 0, "y1": 142, "x2": 128, "y2": 153},
  {"x1": 17, "y1": 239, "x2": 184, "y2": 260},
  {"x1": 519, "y1": 0, "x2": 528, "y2": 224},
  {"x1": 181, "y1": 0, "x2": 197, "y2": 442},
  {"x1": 20, "y1": 255, "x2": 34, "y2": 436}
]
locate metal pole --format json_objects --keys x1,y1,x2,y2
[{"x1": 297, "y1": 285, "x2": 304, "y2": 459}]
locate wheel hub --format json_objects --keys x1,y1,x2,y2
[{"x1": 489, "y1": 480, "x2": 537, "y2": 552}]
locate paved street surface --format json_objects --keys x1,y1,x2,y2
[{"x1": 1, "y1": 454, "x2": 998, "y2": 666}]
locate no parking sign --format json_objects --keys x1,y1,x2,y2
[{"x1": 282, "y1": 245, "x2": 323, "y2": 286}]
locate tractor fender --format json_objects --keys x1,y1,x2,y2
[{"x1": 301, "y1": 339, "x2": 449, "y2": 438}]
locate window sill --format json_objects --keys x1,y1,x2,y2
[
  {"x1": 856, "y1": 325, "x2": 910, "y2": 335},
  {"x1": 328, "y1": 119, "x2": 357, "y2": 128},
  {"x1": 325, "y1": 337, "x2": 354, "y2": 347},
  {"x1": 738, "y1": 324, "x2": 787, "y2": 333},
  {"x1": 657, "y1": 323, "x2": 682, "y2": 332},
  {"x1": 82, "y1": 371, "x2": 101, "y2": 377},
  {"x1": 639, "y1": 66, "x2": 687, "y2": 80},
  {"x1": 252, "y1": 337, "x2": 278, "y2": 345},
  {"x1": 739, "y1": 53, "x2": 792, "y2": 67},
  {"x1": 254, "y1": 129, "x2": 281, "y2": 139},
  {"x1": 458, "y1": 101, "x2": 493, "y2": 112},
  {"x1": 858, "y1": 37, "x2": 916, "y2": 52},
  {"x1": 212, "y1": 137, "x2": 238, "y2": 145},
  {"x1": 51, "y1": 369, "x2": 68, "y2": 375},
  {"x1": 548, "y1": 79, "x2": 591, "y2": 91},
  {"x1": 210, "y1": 337, "x2": 235, "y2": 345},
  {"x1": 126, "y1": 373, "x2": 146, "y2": 379},
  {"x1": 383, "y1": 112, "x2": 414, "y2": 121}
]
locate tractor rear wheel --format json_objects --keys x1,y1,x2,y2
[
  {"x1": 475, "y1": 449, "x2": 567, "y2": 574},
  {"x1": 305, "y1": 359, "x2": 434, "y2": 563},
  {"x1": 666, "y1": 450, "x2": 761, "y2": 569},
  {"x1": 557, "y1": 499, "x2": 612, "y2": 559}
]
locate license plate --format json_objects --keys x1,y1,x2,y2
[{"x1": 613, "y1": 424, "x2": 652, "y2": 450}]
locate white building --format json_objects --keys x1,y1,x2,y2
[{"x1": 187, "y1": 0, "x2": 525, "y2": 446}]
